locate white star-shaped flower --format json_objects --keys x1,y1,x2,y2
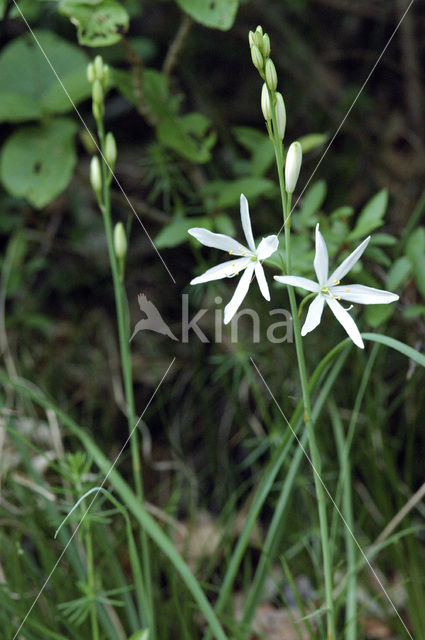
[
  {"x1": 274, "y1": 224, "x2": 399, "y2": 348},
  {"x1": 189, "y1": 194, "x2": 279, "y2": 324}
]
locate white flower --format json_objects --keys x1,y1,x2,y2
[
  {"x1": 274, "y1": 224, "x2": 399, "y2": 348},
  {"x1": 189, "y1": 194, "x2": 279, "y2": 324}
]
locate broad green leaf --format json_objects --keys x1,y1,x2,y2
[
  {"x1": 370, "y1": 233, "x2": 396, "y2": 246},
  {"x1": 386, "y1": 256, "x2": 411, "y2": 291},
  {"x1": 214, "y1": 214, "x2": 235, "y2": 236},
  {"x1": 0, "y1": 31, "x2": 90, "y2": 122},
  {"x1": 0, "y1": 118, "x2": 78, "y2": 209},
  {"x1": 60, "y1": 0, "x2": 129, "y2": 47},
  {"x1": 156, "y1": 216, "x2": 211, "y2": 249},
  {"x1": 330, "y1": 205, "x2": 354, "y2": 220},
  {"x1": 175, "y1": 0, "x2": 239, "y2": 30},
  {"x1": 406, "y1": 226, "x2": 425, "y2": 263},
  {"x1": 202, "y1": 177, "x2": 275, "y2": 209},
  {"x1": 232, "y1": 127, "x2": 274, "y2": 176},
  {"x1": 349, "y1": 189, "x2": 388, "y2": 240}
]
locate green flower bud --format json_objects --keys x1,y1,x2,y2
[
  {"x1": 261, "y1": 83, "x2": 272, "y2": 121},
  {"x1": 114, "y1": 222, "x2": 127, "y2": 260},
  {"x1": 261, "y1": 33, "x2": 271, "y2": 59},
  {"x1": 255, "y1": 25, "x2": 263, "y2": 36},
  {"x1": 92, "y1": 79, "x2": 104, "y2": 105},
  {"x1": 92, "y1": 100, "x2": 103, "y2": 121},
  {"x1": 285, "y1": 141, "x2": 302, "y2": 194},
  {"x1": 102, "y1": 64, "x2": 110, "y2": 89},
  {"x1": 265, "y1": 58, "x2": 277, "y2": 91},
  {"x1": 94, "y1": 55, "x2": 104, "y2": 79},
  {"x1": 251, "y1": 45, "x2": 263, "y2": 71},
  {"x1": 105, "y1": 132, "x2": 117, "y2": 171},
  {"x1": 90, "y1": 156, "x2": 102, "y2": 196},
  {"x1": 87, "y1": 62, "x2": 94, "y2": 84},
  {"x1": 248, "y1": 30, "x2": 255, "y2": 47},
  {"x1": 275, "y1": 92, "x2": 286, "y2": 140}
]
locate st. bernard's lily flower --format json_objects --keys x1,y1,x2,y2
[
  {"x1": 189, "y1": 194, "x2": 278, "y2": 324},
  {"x1": 274, "y1": 224, "x2": 399, "y2": 348}
]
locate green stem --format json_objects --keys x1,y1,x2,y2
[
  {"x1": 96, "y1": 119, "x2": 154, "y2": 635},
  {"x1": 85, "y1": 523, "x2": 100, "y2": 640},
  {"x1": 269, "y1": 98, "x2": 336, "y2": 638}
]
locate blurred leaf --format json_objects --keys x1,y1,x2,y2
[
  {"x1": 175, "y1": 0, "x2": 239, "y2": 30},
  {"x1": 370, "y1": 233, "x2": 396, "y2": 246},
  {"x1": 155, "y1": 216, "x2": 211, "y2": 249},
  {"x1": 386, "y1": 256, "x2": 411, "y2": 291},
  {"x1": 366, "y1": 246, "x2": 391, "y2": 268},
  {"x1": 349, "y1": 189, "x2": 388, "y2": 240},
  {"x1": 60, "y1": 0, "x2": 129, "y2": 46},
  {"x1": 298, "y1": 132, "x2": 327, "y2": 154},
  {"x1": 406, "y1": 227, "x2": 425, "y2": 299},
  {"x1": 330, "y1": 206, "x2": 354, "y2": 220},
  {"x1": 0, "y1": 31, "x2": 90, "y2": 122},
  {"x1": 157, "y1": 114, "x2": 216, "y2": 163},
  {"x1": 402, "y1": 305, "x2": 425, "y2": 319},
  {"x1": 365, "y1": 304, "x2": 395, "y2": 328},
  {"x1": 202, "y1": 178, "x2": 275, "y2": 208},
  {"x1": 214, "y1": 214, "x2": 235, "y2": 236},
  {"x1": 232, "y1": 127, "x2": 274, "y2": 177},
  {"x1": 297, "y1": 180, "x2": 327, "y2": 228},
  {"x1": 0, "y1": 118, "x2": 78, "y2": 208}
]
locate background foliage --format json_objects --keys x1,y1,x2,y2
[{"x1": 0, "y1": 0, "x2": 424, "y2": 639}]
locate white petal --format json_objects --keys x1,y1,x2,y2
[
  {"x1": 188, "y1": 228, "x2": 250, "y2": 256},
  {"x1": 256, "y1": 235, "x2": 279, "y2": 260},
  {"x1": 224, "y1": 263, "x2": 255, "y2": 324},
  {"x1": 314, "y1": 224, "x2": 329, "y2": 285},
  {"x1": 274, "y1": 275, "x2": 320, "y2": 293},
  {"x1": 326, "y1": 296, "x2": 364, "y2": 349},
  {"x1": 190, "y1": 257, "x2": 251, "y2": 284},
  {"x1": 330, "y1": 284, "x2": 399, "y2": 305},
  {"x1": 301, "y1": 295, "x2": 325, "y2": 336},
  {"x1": 240, "y1": 194, "x2": 255, "y2": 252},
  {"x1": 329, "y1": 236, "x2": 370, "y2": 283},
  {"x1": 255, "y1": 262, "x2": 270, "y2": 300}
]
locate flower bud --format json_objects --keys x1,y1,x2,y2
[
  {"x1": 92, "y1": 101, "x2": 103, "y2": 121},
  {"x1": 87, "y1": 62, "x2": 94, "y2": 84},
  {"x1": 261, "y1": 33, "x2": 271, "y2": 59},
  {"x1": 114, "y1": 222, "x2": 127, "y2": 260},
  {"x1": 90, "y1": 156, "x2": 102, "y2": 196},
  {"x1": 94, "y1": 55, "x2": 104, "y2": 79},
  {"x1": 275, "y1": 92, "x2": 286, "y2": 140},
  {"x1": 251, "y1": 45, "x2": 263, "y2": 71},
  {"x1": 92, "y1": 79, "x2": 104, "y2": 106},
  {"x1": 265, "y1": 58, "x2": 277, "y2": 91},
  {"x1": 248, "y1": 30, "x2": 255, "y2": 47},
  {"x1": 285, "y1": 141, "x2": 303, "y2": 194},
  {"x1": 255, "y1": 25, "x2": 263, "y2": 36},
  {"x1": 102, "y1": 64, "x2": 110, "y2": 90},
  {"x1": 261, "y1": 83, "x2": 272, "y2": 121},
  {"x1": 105, "y1": 132, "x2": 117, "y2": 171}
]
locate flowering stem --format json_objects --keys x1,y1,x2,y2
[
  {"x1": 96, "y1": 118, "x2": 155, "y2": 635},
  {"x1": 269, "y1": 98, "x2": 336, "y2": 639}
]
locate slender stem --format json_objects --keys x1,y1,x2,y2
[
  {"x1": 269, "y1": 95, "x2": 336, "y2": 639},
  {"x1": 85, "y1": 522, "x2": 100, "y2": 640},
  {"x1": 96, "y1": 119, "x2": 155, "y2": 636}
]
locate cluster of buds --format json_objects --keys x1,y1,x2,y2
[
  {"x1": 249, "y1": 26, "x2": 285, "y2": 140},
  {"x1": 249, "y1": 26, "x2": 302, "y2": 195},
  {"x1": 87, "y1": 55, "x2": 110, "y2": 121}
]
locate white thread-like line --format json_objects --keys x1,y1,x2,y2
[
  {"x1": 12, "y1": 358, "x2": 176, "y2": 639},
  {"x1": 250, "y1": 356, "x2": 414, "y2": 639},
  {"x1": 11, "y1": 0, "x2": 176, "y2": 284},
  {"x1": 278, "y1": 0, "x2": 416, "y2": 233}
]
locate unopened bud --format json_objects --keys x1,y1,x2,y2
[
  {"x1": 87, "y1": 62, "x2": 94, "y2": 84},
  {"x1": 261, "y1": 83, "x2": 272, "y2": 121},
  {"x1": 92, "y1": 79, "x2": 104, "y2": 105},
  {"x1": 261, "y1": 33, "x2": 271, "y2": 58},
  {"x1": 285, "y1": 141, "x2": 302, "y2": 194},
  {"x1": 265, "y1": 58, "x2": 277, "y2": 91},
  {"x1": 93, "y1": 55, "x2": 104, "y2": 79},
  {"x1": 105, "y1": 132, "x2": 117, "y2": 170},
  {"x1": 255, "y1": 25, "x2": 263, "y2": 36},
  {"x1": 275, "y1": 92, "x2": 286, "y2": 140},
  {"x1": 90, "y1": 156, "x2": 102, "y2": 195},
  {"x1": 251, "y1": 45, "x2": 263, "y2": 71},
  {"x1": 102, "y1": 64, "x2": 110, "y2": 90},
  {"x1": 248, "y1": 30, "x2": 255, "y2": 47},
  {"x1": 114, "y1": 222, "x2": 127, "y2": 260}
]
